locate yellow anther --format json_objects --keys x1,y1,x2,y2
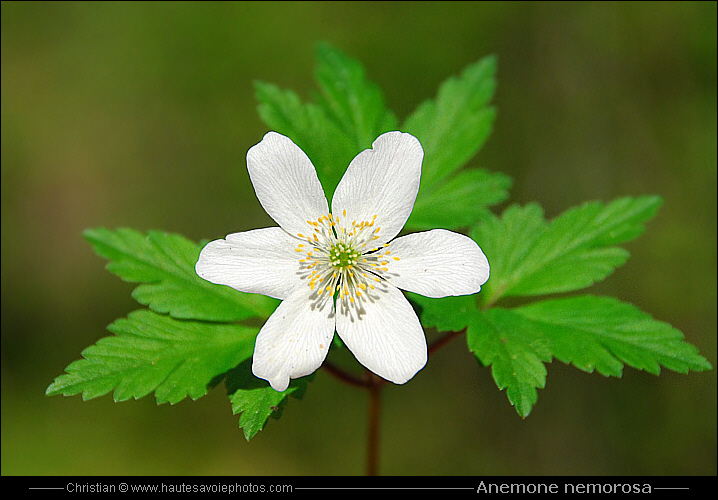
[{"x1": 393, "y1": 257, "x2": 400, "y2": 261}]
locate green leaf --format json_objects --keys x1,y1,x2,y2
[
  {"x1": 255, "y1": 43, "x2": 398, "y2": 200},
  {"x1": 408, "y1": 292, "x2": 476, "y2": 333},
  {"x1": 473, "y1": 196, "x2": 664, "y2": 306},
  {"x1": 46, "y1": 310, "x2": 259, "y2": 404},
  {"x1": 469, "y1": 311, "x2": 547, "y2": 418},
  {"x1": 407, "y1": 168, "x2": 511, "y2": 230},
  {"x1": 84, "y1": 228, "x2": 277, "y2": 322},
  {"x1": 226, "y1": 361, "x2": 312, "y2": 440},
  {"x1": 467, "y1": 296, "x2": 712, "y2": 417},
  {"x1": 412, "y1": 291, "x2": 711, "y2": 417},
  {"x1": 402, "y1": 55, "x2": 504, "y2": 230},
  {"x1": 313, "y1": 42, "x2": 398, "y2": 152},
  {"x1": 511, "y1": 296, "x2": 713, "y2": 375},
  {"x1": 254, "y1": 81, "x2": 356, "y2": 198},
  {"x1": 403, "y1": 54, "x2": 497, "y2": 189}
]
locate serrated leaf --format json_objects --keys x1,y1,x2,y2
[
  {"x1": 225, "y1": 360, "x2": 312, "y2": 440},
  {"x1": 254, "y1": 81, "x2": 356, "y2": 198},
  {"x1": 466, "y1": 296, "x2": 712, "y2": 417},
  {"x1": 473, "y1": 196, "x2": 664, "y2": 306},
  {"x1": 475, "y1": 312, "x2": 548, "y2": 416},
  {"x1": 313, "y1": 42, "x2": 397, "y2": 152},
  {"x1": 407, "y1": 168, "x2": 511, "y2": 230},
  {"x1": 402, "y1": 55, "x2": 504, "y2": 230},
  {"x1": 512, "y1": 296, "x2": 713, "y2": 375},
  {"x1": 46, "y1": 310, "x2": 259, "y2": 404},
  {"x1": 255, "y1": 44, "x2": 398, "y2": 200},
  {"x1": 84, "y1": 228, "x2": 277, "y2": 322},
  {"x1": 403, "y1": 54, "x2": 497, "y2": 189}
]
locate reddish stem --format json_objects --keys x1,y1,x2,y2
[
  {"x1": 321, "y1": 328, "x2": 467, "y2": 475},
  {"x1": 366, "y1": 374, "x2": 382, "y2": 476}
]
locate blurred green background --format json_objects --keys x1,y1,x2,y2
[{"x1": 2, "y1": 1, "x2": 715, "y2": 476}]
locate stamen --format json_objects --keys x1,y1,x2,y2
[{"x1": 297, "y1": 211, "x2": 396, "y2": 309}]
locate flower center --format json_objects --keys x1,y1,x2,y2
[
  {"x1": 330, "y1": 243, "x2": 360, "y2": 269},
  {"x1": 294, "y1": 210, "x2": 399, "y2": 310}
]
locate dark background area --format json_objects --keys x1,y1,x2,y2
[{"x1": 2, "y1": 1, "x2": 715, "y2": 475}]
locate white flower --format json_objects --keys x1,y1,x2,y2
[{"x1": 196, "y1": 131, "x2": 490, "y2": 391}]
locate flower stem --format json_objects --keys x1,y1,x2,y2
[
  {"x1": 322, "y1": 329, "x2": 467, "y2": 476},
  {"x1": 366, "y1": 373, "x2": 382, "y2": 476},
  {"x1": 427, "y1": 328, "x2": 467, "y2": 356}
]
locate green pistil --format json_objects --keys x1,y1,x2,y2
[{"x1": 330, "y1": 243, "x2": 360, "y2": 269}]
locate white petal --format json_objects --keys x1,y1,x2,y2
[
  {"x1": 195, "y1": 227, "x2": 302, "y2": 300},
  {"x1": 331, "y1": 132, "x2": 423, "y2": 247},
  {"x1": 252, "y1": 288, "x2": 336, "y2": 392},
  {"x1": 382, "y1": 229, "x2": 490, "y2": 298},
  {"x1": 336, "y1": 283, "x2": 427, "y2": 385},
  {"x1": 247, "y1": 132, "x2": 329, "y2": 237}
]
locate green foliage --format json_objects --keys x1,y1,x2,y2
[
  {"x1": 255, "y1": 45, "x2": 508, "y2": 225},
  {"x1": 226, "y1": 363, "x2": 313, "y2": 440},
  {"x1": 412, "y1": 197, "x2": 712, "y2": 417},
  {"x1": 255, "y1": 43, "x2": 398, "y2": 200},
  {"x1": 254, "y1": 81, "x2": 357, "y2": 199},
  {"x1": 471, "y1": 296, "x2": 711, "y2": 417},
  {"x1": 48, "y1": 43, "x2": 711, "y2": 439},
  {"x1": 84, "y1": 228, "x2": 277, "y2": 322},
  {"x1": 403, "y1": 55, "x2": 508, "y2": 229},
  {"x1": 473, "y1": 196, "x2": 664, "y2": 307},
  {"x1": 45, "y1": 310, "x2": 258, "y2": 404},
  {"x1": 313, "y1": 42, "x2": 398, "y2": 152},
  {"x1": 408, "y1": 168, "x2": 511, "y2": 230},
  {"x1": 49, "y1": 228, "x2": 296, "y2": 438},
  {"x1": 403, "y1": 55, "x2": 497, "y2": 186}
]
